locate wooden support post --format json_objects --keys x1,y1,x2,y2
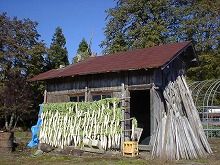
[
  {"x1": 43, "y1": 89, "x2": 47, "y2": 103},
  {"x1": 150, "y1": 87, "x2": 154, "y2": 142},
  {"x1": 121, "y1": 83, "x2": 125, "y2": 151},
  {"x1": 85, "y1": 87, "x2": 88, "y2": 102}
]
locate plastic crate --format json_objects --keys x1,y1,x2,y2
[{"x1": 123, "y1": 141, "x2": 138, "y2": 157}]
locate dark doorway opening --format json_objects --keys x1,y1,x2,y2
[{"x1": 130, "y1": 90, "x2": 150, "y2": 144}]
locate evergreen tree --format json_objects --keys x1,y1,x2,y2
[
  {"x1": 174, "y1": 0, "x2": 220, "y2": 53},
  {"x1": 102, "y1": 0, "x2": 220, "y2": 80},
  {"x1": 176, "y1": 0, "x2": 220, "y2": 80},
  {"x1": 72, "y1": 38, "x2": 91, "y2": 63},
  {"x1": 47, "y1": 27, "x2": 69, "y2": 69},
  {"x1": 101, "y1": 0, "x2": 171, "y2": 54}
]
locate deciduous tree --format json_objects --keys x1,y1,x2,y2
[
  {"x1": 0, "y1": 12, "x2": 47, "y2": 78},
  {"x1": 0, "y1": 13, "x2": 47, "y2": 130},
  {"x1": 0, "y1": 72, "x2": 33, "y2": 131}
]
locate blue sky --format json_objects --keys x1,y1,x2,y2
[{"x1": 0, "y1": 0, "x2": 116, "y2": 63}]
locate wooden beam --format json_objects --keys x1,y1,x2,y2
[
  {"x1": 47, "y1": 86, "x2": 122, "y2": 96},
  {"x1": 85, "y1": 87, "x2": 88, "y2": 102},
  {"x1": 138, "y1": 145, "x2": 153, "y2": 151},
  {"x1": 127, "y1": 84, "x2": 152, "y2": 90},
  {"x1": 83, "y1": 147, "x2": 105, "y2": 154}
]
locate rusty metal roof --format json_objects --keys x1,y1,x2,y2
[{"x1": 28, "y1": 41, "x2": 195, "y2": 81}]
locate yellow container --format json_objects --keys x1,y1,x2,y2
[{"x1": 123, "y1": 141, "x2": 138, "y2": 157}]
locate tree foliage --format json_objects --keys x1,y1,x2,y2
[
  {"x1": 101, "y1": 0, "x2": 220, "y2": 81},
  {"x1": 0, "y1": 13, "x2": 47, "y2": 130},
  {"x1": 0, "y1": 12, "x2": 47, "y2": 78},
  {"x1": 188, "y1": 50, "x2": 220, "y2": 80},
  {"x1": 47, "y1": 27, "x2": 69, "y2": 69},
  {"x1": 72, "y1": 38, "x2": 91, "y2": 63},
  {"x1": 0, "y1": 72, "x2": 33, "y2": 131},
  {"x1": 101, "y1": 0, "x2": 171, "y2": 54},
  {"x1": 178, "y1": 0, "x2": 220, "y2": 80}
]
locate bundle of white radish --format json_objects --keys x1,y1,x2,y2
[{"x1": 38, "y1": 98, "x2": 124, "y2": 150}]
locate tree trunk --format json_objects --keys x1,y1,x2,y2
[
  {"x1": 13, "y1": 115, "x2": 19, "y2": 131},
  {"x1": 8, "y1": 112, "x2": 15, "y2": 131},
  {"x1": 4, "y1": 113, "x2": 9, "y2": 131}
]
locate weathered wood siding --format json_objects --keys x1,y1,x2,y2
[
  {"x1": 47, "y1": 69, "x2": 154, "y2": 92},
  {"x1": 162, "y1": 55, "x2": 186, "y2": 86},
  {"x1": 46, "y1": 69, "x2": 155, "y2": 103}
]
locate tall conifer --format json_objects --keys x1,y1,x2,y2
[
  {"x1": 72, "y1": 38, "x2": 91, "y2": 63},
  {"x1": 48, "y1": 27, "x2": 69, "y2": 69}
]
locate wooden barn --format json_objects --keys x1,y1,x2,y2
[
  {"x1": 29, "y1": 41, "x2": 198, "y2": 145},
  {"x1": 29, "y1": 41, "x2": 212, "y2": 159}
]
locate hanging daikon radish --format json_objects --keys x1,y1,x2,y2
[
  {"x1": 39, "y1": 98, "x2": 122, "y2": 150},
  {"x1": 131, "y1": 118, "x2": 137, "y2": 140},
  {"x1": 108, "y1": 134, "x2": 111, "y2": 149},
  {"x1": 117, "y1": 133, "x2": 121, "y2": 148}
]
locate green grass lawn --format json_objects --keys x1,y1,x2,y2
[
  {"x1": 1, "y1": 150, "x2": 150, "y2": 165},
  {"x1": 1, "y1": 132, "x2": 220, "y2": 165},
  {"x1": 0, "y1": 146, "x2": 219, "y2": 165}
]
